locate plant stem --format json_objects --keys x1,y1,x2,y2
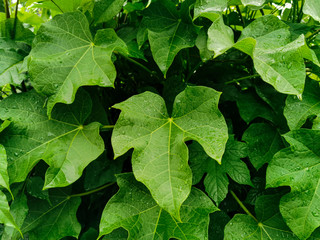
[
  {"x1": 3, "y1": 0, "x2": 10, "y2": 18},
  {"x1": 12, "y1": 0, "x2": 19, "y2": 39},
  {"x1": 100, "y1": 125, "x2": 114, "y2": 131},
  {"x1": 186, "y1": 61, "x2": 202, "y2": 83},
  {"x1": 117, "y1": 52, "x2": 156, "y2": 76},
  {"x1": 70, "y1": 182, "x2": 115, "y2": 198},
  {"x1": 225, "y1": 73, "x2": 260, "y2": 85},
  {"x1": 230, "y1": 190, "x2": 258, "y2": 222},
  {"x1": 307, "y1": 28, "x2": 320, "y2": 41},
  {"x1": 236, "y1": 5, "x2": 245, "y2": 26}
]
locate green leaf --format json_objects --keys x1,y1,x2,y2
[
  {"x1": 1, "y1": 193, "x2": 28, "y2": 240},
  {"x1": 21, "y1": 190, "x2": 81, "y2": 240},
  {"x1": 93, "y1": 0, "x2": 125, "y2": 24},
  {"x1": 235, "y1": 15, "x2": 310, "y2": 95},
  {"x1": 142, "y1": 0, "x2": 197, "y2": 75},
  {"x1": 284, "y1": 79, "x2": 320, "y2": 130},
  {"x1": 98, "y1": 173, "x2": 217, "y2": 239},
  {"x1": 112, "y1": 86, "x2": 228, "y2": 218},
  {"x1": 29, "y1": 11, "x2": 127, "y2": 116},
  {"x1": 193, "y1": 0, "x2": 227, "y2": 20},
  {"x1": 0, "y1": 191, "x2": 20, "y2": 234},
  {"x1": 242, "y1": 123, "x2": 284, "y2": 170},
  {"x1": 304, "y1": 0, "x2": 320, "y2": 22},
  {"x1": 195, "y1": 28, "x2": 214, "y2": 61},
  {"x1": 267, "y1": 129, "x2": 320, "y2": 239},
  {"x1": 0, "y1": 89, "x2": 104, "y2": 189},
  {"x1": 28, "y1": 0, "x2": 82, "y2": 13},
  {"x1": 189, "y1": 137, "x2": 251, "y2": 204},
  {"x1": 224, "y1": 194, "x2": 298, "y2": 240},
  {"x1": 207, "y1": 14, "x2": 234, "y2": 58},
  {"x1": 0, "y1": 145, "x2": 10, "y2": 194},
  {"x1": 241, "y1": 0, "x2": 265, "y2": 7}
]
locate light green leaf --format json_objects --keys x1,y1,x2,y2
[
  {"x1": 28, "y1": 0, "x2": 82, "y2": 13},
  {"x1": 98, "y1": 173, "x2": 217, "y2": 239},
  {"x1": 21, "y1": 190, "x2": 81, "y2": 240},
  {"x1": 29, "y1": 11, "x2": 127, "y2": 116},
  {"x1": 193, "y1": 0, "x2": 227, "y2": 20},
  {"x1": 195, "y1": 28, "x2": 214, "y2": 61},
  {"x1": 0, "y1": 145, "x2": 10, "y2": 194},
  {"x1": 267, "y1": 129, "x2": 320, "y2": 239},
  {"x1": 93, "y1": 0, "x2": 125, "y2": 24},
  {"x1": 112, "y1": 86, "x2": 228, "y2": 218},
  {"x1": 142, "y1": 0, "x2": 197, "y2": 76},
  {"x1": 304, "y1": 0, "x2": 320, "y2": 22},
  {"x1": 189, "y1": 137, "x2": 250, "y2": 204},
  {"x1": 235, "y1": 15, "x2": 310, "y2": 95},
  {"x1": 284, "y1": 79, "x2": 320, "y2": 130},
  {"x1": 1, "y1": 193, "x2": 28, "y2": 240},
  {"x1": 224, "y1": 194, "x2": 298, "y2": 240},
  {"x1": 241, "y1": 0, "x2": 265, "y2": 7},
  {"x1": 0, "y1": 191, "x2": 20, "y2": 235},
  {"x1": 0, "y1": 89, "x2": 104, "y2": 189},
  {"x1": 242, "y1": 123, "x2": 284, "y2": 170},
  {"x1": 207, "y1": 14, "x2": 234, "y2": 58}
]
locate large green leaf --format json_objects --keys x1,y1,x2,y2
[
  {"x1": 193, "y1": 0, "x2": 227, "y2": 20},
  {"x1": 21, "y1": 190, "x2": 81, "y2": 240},
  {"x1": 0, "y1": 191, "x2": 20, "y2": 234},
  {"x1": 0, "y1": 89, "x2": 104, "y2": 189},
  {"x1": 242, "y1": 123, "x2": 284, "y2": 170},
  {"x1": 224, "y1": 194, "x2": 298, "y2": 240},
  {"x1": 304, "y1": 0, "x2": 320, "y2": 22},
  {"x1": 142, "y1": 0, "x2": 197, "y2": 75},
  {"x1": 93, "y1": 0, "x2": 125, "y2": 24},
  {"x1": 284, "y1": 79, "x2": 320, "y2": 130},
  {"x1": 29, "y1": 11, "x2": 127, "y2": 116},
  {"x1": 112, "y1": 86, "x2": 228, "y2": 218},
  {"x1": 267, "y1": 129, "x2": 320, "y2": 239},
  {"x1": 98, "y1": 173, "x2": 217, "y2": 239},
  {"x1": 28, "y1": 0, "x2": 82, "y2": 13},
  {"x1": 235, "y1": 15, "x2": 313, "y2": 95},
  {"x1": 190, "y1": 137, "x2": 251, "y2": 204}
]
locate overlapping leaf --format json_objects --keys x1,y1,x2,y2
[
  {"x1": 267, "y1": 129, "x2": 320, "y2": 239},
  {"x1": 193, "y1": 0, "x2": 227, "y2": 20},
  {"x1": 29, "y1": 11, "x2": 127, "y2": 116},
  {"x1": 0, "y1": 145, "x2": 10, "y2": 194},
  {"x1": 224, "y1": 194, "x2": 298, "y2": 239},
  {"x1": 304, "y1": 0, "x2": 320, "y2": 22},
  {"x1": 99, "y1": 173, "x2": 217, "y2": 239},
  {"x1": 190, "y1": 137, "x2": 251, "y2": 204},
  {"x1": 284, "y1": 79, "x2": 320, "y2": 130},
  {"x1": 93, "y1": 0, "x2": 125, "y2": 24},
  {"x1": 0, "y1": 191, "x2": 20, "y2": 235},
  {"x1": 141, "y1": 0, "x2": 197, "y2": 75},
  {"x1": 0, "y1": 89, "x2": 104, "y2": 189},
  {"x1": 112, "y1": 86, "x2": 228, "y2": 218}
]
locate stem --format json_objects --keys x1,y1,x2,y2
[
  {"x1": 70, "y1": 182, "x2": 115, "y2": 198},
  {"x1": 3, "y1": 0, "x2": 10, "y2": 18},
  {"x1": 100, "y1": 125, "x2": 114, "y2": 131},
  {"x1": 307, "y1": 28, "x2": 320, "y2": 41},
  {"x1": 230, "y1": 190, "x2": 258, "y2": 222},
  {"x1": 12, "y1": 0, "x2": 19, "y2": 39},
  {"x1": 236, "y1": 5, "x2": 245, "y2": 26},
  {"x1": 117, "y1": 52, "x2": 156, "y2": 76},
  {"x1": 225, "y1": 73, "x2": 260, "y2": 85},
  {"x1": 186, "y1": 61, "x2": 202, "y2": 83},
  {"x1": 298, "y1": 0, "x2": 305, "y2": 22},
  {"x1": 51, "y1": 0, "x2": 64, "y2": 13}
]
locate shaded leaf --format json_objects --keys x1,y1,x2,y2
[
  {"x1": 29, "y1": 11, "x2": 127, "y2": 116},
  {"x1": 0, "y1": 145, "x2": 10, "y2": 194},
  {"x1": 0, "y1": 191, "x2": 20, "y2": 234},
  {"x1": 98, "y1": 173, "x2": 217, "y2": 239},
  {"x1": 267, "y1": 129, "x2": 320, "y2": 239},
  {"x1": 112, "y1": 86, "x2": 228, "y2": 218},
  {"x1": 93, "y1": 0, "x2": 125, "y2": 24},
  {"x1": 304, "y1": 0, "x2": 320, "y2": 22},
  {"x1": 0, "y1": 89, "x2": 104, "y2": 189}
]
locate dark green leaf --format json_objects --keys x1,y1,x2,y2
[{"x1": 93, "y1": 0, "x2": 125, "y2": 24}]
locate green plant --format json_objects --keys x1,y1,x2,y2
[{"x1": 1, "y1": 0, "x2": 320, "y2": 239}]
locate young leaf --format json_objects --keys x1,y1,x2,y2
[
  {"x1": 267, "y1": 129, "x2": 320, "y2": 239},
  {"x1": 242, "y1": 123, "x2": 284, "y2": 170},
  {"x1": 284, "y1": 79, "x2": 320, "y2": 130},
  {"x1": 93, "y1": 0, "x2": 125, "y2": 24},
  {"x1": 141, "y1": 0, "x2": 197, "y2": 75},
  {"x1": 189, "y1": 137, "x2": 251, "y2": 204},
  {"x1": 0, "y1": 90, "x2": 104, "y2": 189},
  {"x1": 224, "y1": 194, "x2": 298, "y2": 239},
  {"x1": 21, "y1": 190, "x2": 81, "y2": 240},
  {"x1": 98, "y1": 173, "x2": 217, "y2": 239},
  {"x1": 304, "y1": 0, "x2": 320, "y2": 22},
  {"x1": 112, "y1": 86, "x2": 228, "y2": 218},
  {"x1": 29, "y1": 11, "x2": 127, "y2": 116}
]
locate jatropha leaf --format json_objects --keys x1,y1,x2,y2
[
  {"x1": 98, "y1": 173, "x2": 217, "y2": 240},
  {"x1": 20, "y1": 189, "x2": 81, "y2": 240},
  {"x1": 28, "y1": 11, "x2": 127, "y2": 116},
  {"x1": 93, "y1": 0, "x2": 125, "y2": 24},
  {"x1": 224, "y1": 194, "x2": 298, "y2": 240},
  {"x1": 193, "y1": 0, "x2": 227, "y2": 20},
  {"x1": 0, "y1": 145, "x2": 11, "y2": 195},
  {"x1": 0, "y1": 191, "x2": 20, "y2": 236},
  {"x1": 189, "y1": 137, "x2": 251, "y2": 204},
  {"x1": 112, "y1": 86, "x2": 228, "y2": 218},
  {"x1": 241, "y1": 0, "x2": 265, "y2": 8},
  {"x1": 284, "y1": 79, "x2": 320, "y2": 130},
  {"x1": 267, "y1": 129, "x2": 320, "y2": 239},
  {"x1": 141, "y1": 0, "x2": 197, "y2": 76},
  {"x1": 234, "y1": 15, "x2": 318, "y2": 96},
  {"x1": 303, "y1": 0, "x2": 320, "y2": 22},
  {"x1": 0, "y1": 89, "x2": 104, "y2": 189}
]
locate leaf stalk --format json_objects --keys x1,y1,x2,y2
[{"x1": 230, "y1": 190, "x2": 258, "y2": 222}]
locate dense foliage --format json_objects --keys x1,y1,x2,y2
[{"x1": 1, "y1": 0, "x2": 320, "y2": 239}]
